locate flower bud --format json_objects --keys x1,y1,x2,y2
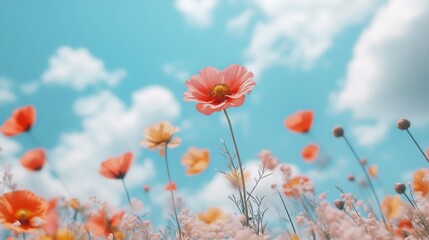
[
  {"x1": 333, "y1": 126, "x2": 344, "y2": 138},
  {"x1": 347, "y1": 175, "x2": 355, "y2": 182},
  {"x1": 397, "y1": 118, "x2": 410, "y2": 130},
  {"x1": 334, "y1": 200, "x2": 345, "y2": 210},
  {"x1": 394, "y1": 183, "x2": 406, "y2": 194}
]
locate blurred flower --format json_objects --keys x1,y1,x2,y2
[
  {"x1": 284, "y1": 110, "x2": 313, "y2": 133},
  {"x1": 86, "y1": 209, "x2": 124, "y2": 238},
  {"x1": 291, "y1": 234, "x2": 300, "y2": 240},
  {"x1": 144, "y1": 185, "x2": 150, "y2": 193},
  {"x1": 0, "y1": 105, "x2": 36, "y2": 137},
  {"x1": 347, "y1": 175, "x2": 355, "y2": 182},
  {"x1": 395, "y1": 219, "x2": 413, "y2": 237},
  {"x1": 53, "y1": 229, "x2": 75, "y2": 240},
  {"x1": 140, "y1": 121, "x2": 181, "y2": 156},
  {"x1": 197, "y1": 207, "x2": 224, "y2": 224},
  {"x1": 165, "y1": 182, "x2": 177, "y2": 191},
  {"x1": 381, "y1": 195, "x2": 402, "y2": 219},
  {"x1": 20, "y1": 148, "x2": 46, "y2": 171},
  {"x1": 301, "y1": 144, "x2": 319, "y2": 162},
  {"x1": 130, "y1": 198, "x2": 143, "y2": 215},
  {"x1": 42, "y1": 198, "x2": 59, "y2": 236},
  {"x1": 257, "y1": 150, "x2": 278, "y2": 170},
  {"x1": 394, "y1": 183, "x2": 406, "y2": 194},
  {"x1": 368, "y1": 164, "x2": 378, "y2": 178},
  {"x1": 67, "y1": 198, "x2": 81, "y2": 211},
  {"x1": 181, "y1": 147, "x2": 210, "y2": 175},
  {"x1": 412, "y1": 168, "x2": 429, "y2": 196},
  {"x1": 183, "y1": 64, "x2": 255, "y2": 115},
  {"x1": 225, "y1": 170, "x2": 250, "y2": 189},
  {"x1": 360, "y1": 159, "x2": 367, "y2": 165},
  {"x1": 283, "y1": 176, "x2": 313, "y2": 197},
  {"x1": 0, "y1": 190, "x2": 48, "y2": 233},
  {"x1": 99, "y1": 152, "x2": 134, "y2": 180}
]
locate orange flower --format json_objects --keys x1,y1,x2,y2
[
  {"x1": 99, "y1": 152, "x2": 134, "y2": 179},
  {"x1": 395, "y1": 219, "x2": 413, "y2": 237},
  {"x1": 412, "y1": 168, "x2": 429, "y2": 196},
  {"x1": 368, "y1": 164, "x2": 378, "y2": 178},
  {"x1": 184, "y1": 64, "x2": 255, "y2": 115},
  {"x1": 181, "y1": 147, "x2": 210, "y2": 175},
  {"x1": 198, "y1": 207, "x2": 224, "y2": 224},
  {"x1": 381, "y1": 195, "x2": 402, "y2": 219},
  {"x1": 0, "y1": 105, "x2": 36, "y2": 137},
  {"x1": 86, "y1": 209, "x2": 124, "y2": 238},
  {"x1": 42, "y1": 198, "x2": 59, "y2": 236},
  {"x1": 140, "y1": 121, "x2": 181, "y2": 156},
  {"x1": 301, "y1": 144, "x2": 319, "y2": 162},
  {"x1": 165, "y1": 182, "x2": 177, "y2": 191},
  {"x1": 284, "y1": 110, "x2": 313, "y2": 133},
  {"x1": 20, "y1": 148, "x2": 46, "y2": 171},
  {"x1": 225, "y1": 170, "x2": 250, "y2": 189},
  {"x1": 283, "y1": 176, "x2": 312, "y2": 197},
  {"x1": 0, "y1": 190, "x2": 48, "y2": 233}
]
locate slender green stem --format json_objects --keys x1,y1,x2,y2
[
  {"x1": 223, "y1": 109, "x2": 249, "y2": 224},
  {"x1": 406, "y1": 129, "x2": 429, "y2": 163},
  {"x1": 164, "y1": 144, "x2": 182, "y2": 240},
  {"x1": 342, "y1": 136, "x2": 388, "y2": 229},
  {"x1": 276, "y1": 189, "x2": 296, "y2": 234},
  {"x1": 121, "y1": 179, "x2": 132, "y2": 206}
]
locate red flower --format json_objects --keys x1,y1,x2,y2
[
  {"x1": 184, "y1": 64, "x2": 255, "y2": 115},
  {"x1": 165, "y1": 182, "x2": 177, "y2": 191},
  {"x1": 0, "y1": 106, "x2": 36, "y2": 137},
  {"x1": 86, "y1": 209, "x2": 124, "y2": 238},
  {"x1": 284, "y1": 110, "x2": 313, "y2": 133},
  {"x1": 99, "y1": 152, "x2": 134, "y2": 179},
  {"x1": 20, "y1": 148, "x2": 46, "y2": 171},
  {"x1": 301, "y1": 144, "x2": 319, "y2": 162}
]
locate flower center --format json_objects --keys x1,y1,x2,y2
[
  {"x1": 209, "y1": 84, "x2": 231, "y2": 101},
  {"x1": 14, "y1": 208, "x2": 32, "y2": 224}
]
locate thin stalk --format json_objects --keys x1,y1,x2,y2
[
  {"x1": 276, "y1": 189, "x2": 296, "y2": 234},
  {"x1": 164, "y1": 144, "x2": 182, "y2": 240},
  {"x1": 406, "y1": 129, "x2": 429, "y2": 163},
  {"x1": 223, "y1": 109, "x2": 249, "y2": 224},
  {"x1": 342, "y1": 136, "x2": 388, "y2": 229},
  {"x1": 121, "y1": 179, "x2": 132, "y2": 206}
]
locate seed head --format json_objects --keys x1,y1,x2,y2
[
  {"x1": 333, "y1": 126, "x2": 344, "y2": 138},
  {"x1": 394, "y1": 183, "x2": 406, "y2": 194},
  {"x1": 334, "y1": 200, "x2": 345, "y2": 210},
  {"x1": 397, "y1": 118, "x2": 410, "y2": 130},
  {"x1": 347, "y1": 175, "x2": 355, "y2": 182}
]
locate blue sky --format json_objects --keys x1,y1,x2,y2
[{"x1": 1, "y1": 0, "x2": 428, "y2": 228}]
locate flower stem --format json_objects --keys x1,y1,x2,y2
[
  {"x1": 223, "y1": 109, "x2": 249, "y2": 224},
  {"x1": 276, "y1": 189, "x2": 296, "y2": 234},
  {"x1": 342, "y1": 135, "x2": 388, "y2": 229},
  {"x1": 406, "y1": 129, "x2": 429, "y2": 163},
  {"x1": 121, "y1": 179, "x2": 132, "y2": 206},
  {"x1": 164, "y1": 144, "x2": 182, "y2": 240}
]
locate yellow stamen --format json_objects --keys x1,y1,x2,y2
[
  {"x1": 14, "y1": 208, "x2": 32, "y2": 223},
  {"x1": 209, "y1": 84, "x2": 231, "y2": 101}
]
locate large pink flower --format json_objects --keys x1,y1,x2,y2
[{"x1": 184, "y1": 64, "x2": 255, "y2": 115}]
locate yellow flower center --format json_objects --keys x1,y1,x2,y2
[
  {"x1": 14, "y1": 208, "x2": 32, "y2": 223},
  {"x1": 209, "y1": 84, "x2": 231, "y2": 101}
]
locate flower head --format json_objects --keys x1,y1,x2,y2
[
  {"x1": 225, "y1": 170, "x2": 250, "y2": 189},
  {"x1": 368, "y1": 164, "x2": 378, "y2": 178},
  {"x1": 181, "y1": 147, "x2": 210, "y2": 175},
  {"x1": 86, "y1": 209, "x2": 124, "y2": 238},
  {"x1": 301, "y1": 144, "x2": 319, "y2": 162},
  {"x1": 99, "y1": 152, "x2": 134, "y2": 179},
  {"x1": 140, "y1": 121, "x2": 181, "y2": 156},
  {"x1": 20, "y1": 148, "x2": 46, "y2": 171},
  {"x1": 257, "y1": 150, "x2": 278, "y2": 170},
  {"x1": 184, "y1": 64, "x2": 255, "y2": 115},
  {"x1": 412, "y1": 168, "x2": 429, "y2": 196},
  {"x1": 165, "y1": 182, "x2": 177, "y2": 191},
  {"x1": 283, "y1": 176, "x2": 313, "y2": 197},
  {"x1": 0, "y1": 105, "x2": 36, "y2": 137},
  {"x1": 0, "y1": 190, "x2": 48, "y2": 233},
  {"x1": 381, "y1": 195, "x2": 402, "y2": 219},
  {"x1": 198, "y1": 207, "x2": 224, "y2": 224},
  {"x1": 284, "y1": 110, "x2": 313, "y2": 133},
  {"x1": 42, "y1": 198, "x2": 59, "y2": 236}
]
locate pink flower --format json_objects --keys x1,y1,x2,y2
[
  {"x1": 184, "y1": 64, "x2": 255, "y2": 115},
  {"x1": 257, "y1": 150, "x2": 278, "y2": 170}
]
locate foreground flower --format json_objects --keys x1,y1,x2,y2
[
  {"x1": 284, "y1": 110, "x2": 314, "y2": 133},
  {"x1": 181, "y1": 147, "x2": 210, "y2": 175},
  {"x1": 412, "y1": 168, "x2": 429, "y2": 196},
  {"x1": 283, "y1": 176, "x2": 313, "y2": 197},
  {"x1": 141, "y1": 121, "x2": 181, "y2": 156},
  {"x1": 225, "y1": 170, "x2": 250, "y2": 189},
  {"x1": 301, "y1": 144, "x2": 319, "y2": 162},
  {"x1": 42, "y1": 198, "x2": 59, "y2": 236},
  {"x1": 257, "y1": 150, "x2": 278, "y2": 170},
  {"x1": 86, "y1": 209, "x2": 124, "y2": 238},
  {"x1": 0, "y1": 105, "x2": 36, "y2": 137},
  {"x1": 198, "y1": 207, "x2": 224, "y2": 224},
  {"x1": 0, "y1": 190, "x2": 48, "y2": 233},
  {"x1": 20, "y1": 148, "x2": 46, "y2": 171},
  {"x1": 99, "y1": 152, "x2": 134, "y2": 179},
  {"x1": 381, "y1": 195, "x2": 402, "y2": 219},
  {"x1": 183, "y1": 64, "x2": 255, "y2": 115}
]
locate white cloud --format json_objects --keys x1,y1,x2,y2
[
  {"x1": 42, "y1": 46, "x2": 126, "y2": 90},
  {"x1": 0, "y1": 136, "x2": 21, "y2": 161},
  {"x1": 227, "y1": 9, "x2": 254, "y2": 35},
  {"x1": 352, "y1": 123, "x2": 388, "y2": 147},
  {"x1": 163, "y1": 63, "x2": 189, "y2": 82},
  {"x1": 174, "y1": 0, "x2": 218, "y2": 28},
  {"x1": 19, "y1": 81, "x2": 40, "y2": 95},
  {"x1": 333, "y1": 0, "x2": 429, "y2": 142},
  {"x1": 0, "y1": 77, "x2": 17, "y2": 105}
]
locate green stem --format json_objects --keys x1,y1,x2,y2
[
  {"x1": 406, "y1": 129, "x2": 429, "y2": 163},
  {"x1": 223, "y1": 109, "x2": 249, "y2": 224},
  {"x1": 277, "y1": 189, "x2": 296, "y2": 234}
]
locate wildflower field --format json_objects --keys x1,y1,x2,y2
[{"x1": 1, "y1": 1, "x2": 428, "y2": 239}]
